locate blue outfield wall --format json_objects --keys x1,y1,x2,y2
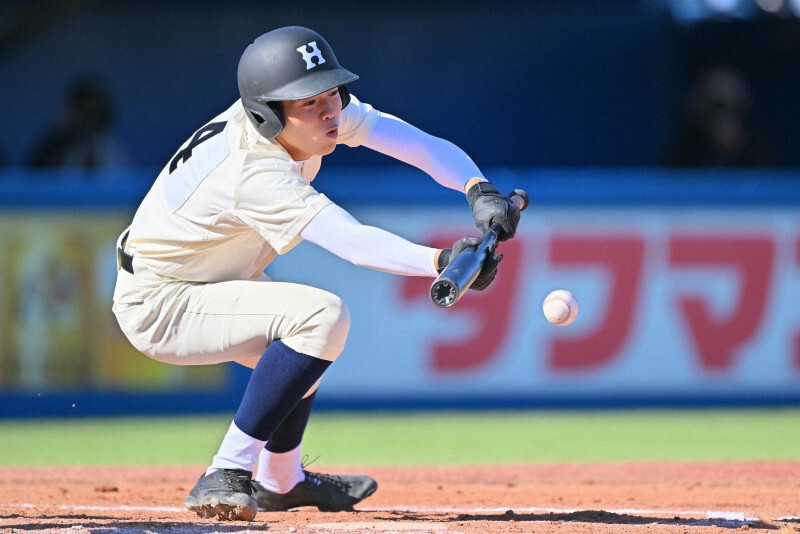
[
  {"x1": 3, "y1": 166, "x2": 800, "y2": 208},
  {"x1": 1, "y1": 167, "x2": 799, "y2": 418}
]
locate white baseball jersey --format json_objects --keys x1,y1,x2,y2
[
  {"x1": 125, "y1": 95, "x2": 379, "y2": 283},
  {"x1": 114, "y1": 93, "x2": 488, "y2": 366}
]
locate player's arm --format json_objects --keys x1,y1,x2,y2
[
  {"x1": 300, "y1": 205, "x2": 499, "y2": 290},
  {"x1": 361, "y1": 112, "x2": 520, "y2": 241},
  {"x1": 300, "y1": 203, "x2": 439, "y2": 277},
  {"x1": 361, "y1": 112, "x2": 482, "y2": 192}
]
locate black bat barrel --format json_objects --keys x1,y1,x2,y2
[
  {"x1": 430, "y1": 254, "x2": 482, "y2": 307},
  {"x1": 430, "y1": 226, "x2": 500, "y2": 308}
]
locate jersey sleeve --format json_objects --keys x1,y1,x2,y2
[
  {"x1": 233, "y1": 154, "x2": 333, "y2": 254},
  {"x1": 336, "y1": 94, "x2": 380, "y2": 148}
]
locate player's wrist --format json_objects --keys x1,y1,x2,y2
[
  {"x1": 464, "y1": 178, "x2": 490, "y2": 196},
  {"x1": 466, "y1": 181, "x2": 502, "y2": 208}
]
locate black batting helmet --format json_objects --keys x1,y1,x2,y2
[{"x1": 237, "y1": 26, "x2": 359, "y2": 139}]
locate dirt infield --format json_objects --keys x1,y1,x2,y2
[{"x1": 1, "y1": 462, "x2": 798, "y2": 533}]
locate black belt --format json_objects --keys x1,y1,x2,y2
[{"x1": 117, "y1": 231, "x2": 134, "y2": 274}]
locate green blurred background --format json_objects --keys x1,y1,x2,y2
[{"x1": 3, "y1": 409, "x2": 798, "y2": 467}]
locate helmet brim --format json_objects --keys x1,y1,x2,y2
[{"x1": 265, "y1": 67, "x2": 358, "y2": 102}]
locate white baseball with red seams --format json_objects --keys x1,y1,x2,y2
[{"x1": 542, "y1": 289, "x2": 579, "y2": 326}]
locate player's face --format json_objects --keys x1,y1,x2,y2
[{"x1": 276, "y1": 88, "x2": 343, "y2": 161}]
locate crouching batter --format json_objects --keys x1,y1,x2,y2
[{"x1": 112, "y1": 26, "x2": 519, "y2": 521}]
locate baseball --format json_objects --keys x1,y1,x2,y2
[{"x1": 542, "y1": 290, "x2": 579, "y2": 326}]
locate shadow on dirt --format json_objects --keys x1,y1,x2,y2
[
  {"x1": 0, "y1": 514, "x2": 270, "y2": 533},
  {"x1": 383, "y1": 509, "x2": 784, "y2": 531},
  {"x1": 2, "y1": 509, "x2": 794, "y2": 533}
]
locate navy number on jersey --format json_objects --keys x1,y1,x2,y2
[
  {"x1": 169, "y1": 122, "x2": 226, "y2": 173},
  {"x1": 162, "y1": 113, "x2": 232, "y2": 212}
]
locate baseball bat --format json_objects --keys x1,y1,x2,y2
[{"x1": 430, "y1": 189, "x2": 529, "y2": 308}]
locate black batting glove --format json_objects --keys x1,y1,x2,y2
[
  {"x1": 437, "y1": 236, "x2": 503, "y2": 291},
  {"x1": 471, "y1": 250, "x2": 502, "y2": 290},
  {"x1": 467, "y1": 181, "x2": 520, "y2": 242}
]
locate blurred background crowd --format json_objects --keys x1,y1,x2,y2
[{"x1": 1, "y1": 0, "x2": 798, "y2": 175}]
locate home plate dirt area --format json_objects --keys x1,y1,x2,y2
[{"x1": 1, "y1": 462, "x2": 798, "y2": 533}]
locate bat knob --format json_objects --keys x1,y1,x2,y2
[{"x1": 510, "y1": 189, "x2": 529, "y2": 211}]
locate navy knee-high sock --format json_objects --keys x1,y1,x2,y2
[
  {"x1": 265, "y1": 391, "x2": 317, "y2": 453},
  {"x1": 234, "y1": 340, "x2": 330, "y2": 442}
]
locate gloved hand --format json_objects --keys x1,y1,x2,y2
[
  {"x1": 467, "y1": 181, "x2": 520, "y2": 241},
  {"x1": 437, "y1": 236, "x2": 503, "y2": 291}
]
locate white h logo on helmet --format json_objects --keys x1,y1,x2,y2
[{"x1": 296, "y1": 41, "x2": 326, "y2": 70}]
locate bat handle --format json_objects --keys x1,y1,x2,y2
[{"x1": 485, "y1": 223, "x2": 503, "y2": 250}]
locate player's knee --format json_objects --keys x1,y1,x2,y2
[
  {"x1": 314, "y1": 292, "x2": 350, "y2": 361},
  {"x1": 286, "y1": 290, "x2": 350, "y2": 362}
]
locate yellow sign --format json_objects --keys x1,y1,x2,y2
[{"x1": 0, "y1": 212, "x2": 224, "y2": 392}]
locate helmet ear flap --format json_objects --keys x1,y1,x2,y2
[{"x1": 242, "y1": 98, "x2": 285, "y2": 139}]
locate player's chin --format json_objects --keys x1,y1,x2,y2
[{"x1": 318, "y1": 140, "x2": 337, "y2": 156}]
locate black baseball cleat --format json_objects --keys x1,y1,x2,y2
[
  {"x1": 251, "y1": 470, "x2": 378, "y2": 512},
  {"x1": 185, "y1": 469, "x2": 258, "y2": 521}
]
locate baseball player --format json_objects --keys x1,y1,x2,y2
[{"x1": 112, "y1": 26, "x2": 519, "y2": 521}]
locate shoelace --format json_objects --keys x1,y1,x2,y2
[
  {"x1": 304, "y1": 470, "x2": 348, "y2": 490},
  {"x1": 299, "y1": 455, "x2": 348, "y2": 490},
  {"x1": 300, "y1": 454, "x2": 321, "y2": 469},
  {"x1": 218, "y1": 469, "x2": 252, "y2": 490}
]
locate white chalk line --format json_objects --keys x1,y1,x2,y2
[
  {"x1": 8, "y1": 502, "x2": 186, "y2": 513},
  {"x1": 6, "y1": 502, "x2": 798, "y2": 525}
]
